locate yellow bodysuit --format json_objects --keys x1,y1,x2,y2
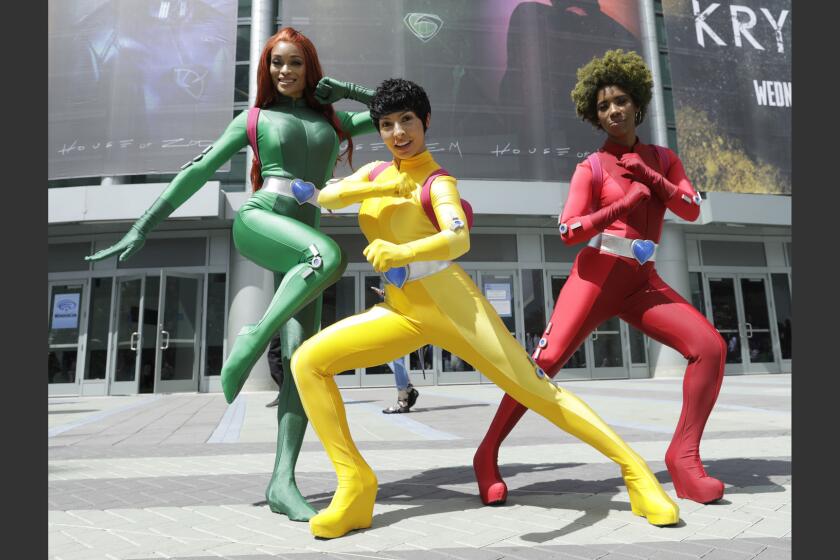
[{"x1": 292, "y1": 150, "x2": 679, "y2": 539}]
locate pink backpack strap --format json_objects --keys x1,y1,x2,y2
[
  {"x1": 653, "y1": 145, "x2": 671, "y2": 177},
  {"x1": 368, "y1": 161, "x2": 393, "y2": 181},
  {"x1": 586, "y1": 152, "x2": 604, "y2": 207},
  {"x1": 420, "y1": 169, "x2": 474, "y2": 231},
  {"x1": 247, "y1": 107, "x2": 261, "y2": 166}
]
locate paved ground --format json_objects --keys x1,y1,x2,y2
[{"x1": 49, "y1": 375, "x2": 791, "y2": 559}]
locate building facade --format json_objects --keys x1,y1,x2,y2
[{"x1": 48, "y1": 0, "x2": 791, "y2": 396}]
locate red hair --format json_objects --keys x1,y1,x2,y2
[{"x1": 250, "y1": 27, "x2": 353, "y2": 191}]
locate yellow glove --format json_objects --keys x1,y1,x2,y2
[{"x1": 363, "y1": 239, "x2": 415, "y2": 272}]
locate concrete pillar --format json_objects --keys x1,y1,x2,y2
[
  {"x1": 244, "y1": 0, "x2": 277, "y2": 191},
  {"x1": 639, "y1": 0, "x2": 669, "y2": 148},
  {"x1": 226, "y1": 243, "x2": 276, "y2": 392},
  {"x1": 223, "y1": 0, "x2": 279, "y2": 393},
  {"x1": 649, "y1": 222, "x2": 692, "y2": 378}
]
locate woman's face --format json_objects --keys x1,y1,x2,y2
[
  {"x1": 269, "y1": 41, "x2": 306, "y2": 99},
  {"x1": 378, "y1": 110, "x2": 430, "y2": 160},
  {"x1": 596, "y1": 85, "x2": 638, "y2": 141}
]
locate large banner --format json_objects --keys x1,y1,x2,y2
[
  {"x1": 48, "y1": 0, "x2": 238, "y2": 180},
  {"x1": 287, "y1": 0, "x2": 649, "y2": 182},
  {"x1": 661, "y1": 0, "x2": 791, "y2": 194}
]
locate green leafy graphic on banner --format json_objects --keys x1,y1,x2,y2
[{"x1": 676, "y1": 106, "x2": 788, "y2": 195}]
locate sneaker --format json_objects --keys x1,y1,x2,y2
[{"x1": 382, "y1": 400, "x2": 411, "y2": 414}]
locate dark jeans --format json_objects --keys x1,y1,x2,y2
[{"x1": 267, "y1": 331, "x2": 284, "y2": 389}]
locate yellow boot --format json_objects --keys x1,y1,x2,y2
[
  {"x1": 292, "y1": 353, "x2": 378, "y2": 539},
  {"x1": 542, "y1": 385, "x2": 679, "y2": 526}
]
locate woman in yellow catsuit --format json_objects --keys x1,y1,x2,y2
[{"x1": 292, "y1": 78, "x2": 679, "y2": 539}]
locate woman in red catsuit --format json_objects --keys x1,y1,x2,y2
[{"x1": 473, "y1": 49, "x2": 727, "y2": 505}]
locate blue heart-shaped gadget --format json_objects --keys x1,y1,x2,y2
[
  {"x1": 383, "y1": 266, "x2": 408, "y2": 289},
  {"x1": 631, "y1": 239, "x2": 655, "y2": 264},
  {"x1": 291, "y1": 179, "x2": 316, "y2": 204}
]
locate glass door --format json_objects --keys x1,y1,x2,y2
[
  {"x1": 706, "y1": 274, "x2": 781, "y2": 374},
  {"x1": 325, "y1": 273, "x2": 360, "y2": 388},
  {"x1": 48, "y1": 281, "x2": 87, "y2": 394},
  {"x1": 590, "y1": 316, "x2": 628, "y2": 379},
  {"x1": 109, "y1": 276, "x2": 145, "y2": 395},
  {"x1": 154, "y1": 273, "x2": 203, "y2": 393},
  {"x1": 738, "y1": 275, "x2": 779, "y2": 373}
]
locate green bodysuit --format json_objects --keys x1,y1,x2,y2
[{"x1": 87, "y1": 78, "x2": 376, "y2": 522}]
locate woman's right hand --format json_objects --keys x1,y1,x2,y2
[
  {"x1": 85, "y1": 229, "x2": 146, "y2": 262},
  {"x1": 386, "y1": 172, "x2": 414, "y2": 198}
]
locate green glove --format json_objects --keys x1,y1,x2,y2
[
  {"x1": 314, "y1": 77, "x2": 374, "y2": 106},
  {"x1": 85, "y1": 198, "x2": 176, "y2": 262}
]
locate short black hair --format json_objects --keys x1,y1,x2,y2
[{"x1": 370, "y1": 78, "x2": 431, "y2": 131}]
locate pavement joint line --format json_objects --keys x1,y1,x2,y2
[
  {"x1": 359, "y1": 403, "x2": 461, "y2": 441},
  {"x1": 207, "y1": 394, "x2": 246, "y2": 444},
  {"x1": 234, "y1": 523, "x2": 288, "y2": 543},
  {"x1": 48, "y1": 395, "x2": 163, "y2": 438}
]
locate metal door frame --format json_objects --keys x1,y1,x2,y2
[
  {"x1": 48, "y1": 279, "x2": 89, "y2": 396},
  {"x1": 154, "y1": 271, "x2": 204, "y2": 393},
  {"x1": 108, "y1": 275, "x2": 145, "y2": 395},
  {"x1": 703, "y1": 273, "x2": 781, "y2": 375}
]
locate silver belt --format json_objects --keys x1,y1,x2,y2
[
  {"x1": 261, "y1": 176, "x2": 320, "y2": 207},
  {"x1": 382, "y1": 260, "x2": 451, "y2": 288},
  {"x1": 598, "y1": 233, "x2": 658, "y2": 264}
]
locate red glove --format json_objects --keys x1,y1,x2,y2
[
  {"x1": 588, "y1": 181, "x2": 650, "y2": 231},
  {"x1": 617, "y1": 153, "x2": 677, "y2": 202}
]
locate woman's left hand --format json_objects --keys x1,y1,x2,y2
[
  {"x1": 616, "y1": 153, "x2": 661, "y2": 185},
  {"x1": 363, "y1": 239, "x2": 414, "y2": 272},
  {"x1": 314, "y1": 77, "x2": 348, "y2": 105}
]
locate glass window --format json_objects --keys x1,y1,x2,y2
[
  {"x1": 628, "y1": 325, "x2": 647, "y2": 364},
  {"x1": 460, "y1": 234, "x2": 518, "y2": 262},
  {"x1": 48, "y1": 243, "x2": 92, "y2": 273},
  {"x1": 655, "y1": 13, "x2": 669, "y2": 49},
  {"x1": 204, "y1": 273, "x2": 226, "y2": 376},
  {"x1": 236, "y1": 25, "x2": 251, "y2": 63},
  {"x1": 237, "y1": 0, "x2": 252, "y2": 19},
  {"x1": 521, "y1": 269, "x2": 545, "y2": 355},
  {"x1": 117, "y1": 238, "x2": 206, "y2": 269},
  {"x1": 667, "y1": 127, "x2": 679, "y2": 153},
  {"x1": 658, "y1": 51, "x2": 672, "y2": 86},
  {"x1": 235, "y1": 63, "x2": 249, "y2": 103},
  {"x1": 689, "y1": 272, "x2": 707, "y2": 316},
  {"x1": 543, "y1": 234, "x2": 582, "y2": 263},
  {"x1": 771, "y1": 273, "x2": 792, "y2": 360},
  {"x1": 84, "y1": 277, "x2": 113, "y2": 380},
  {"x1": 701, "y1": 240, "x2": 767, "y2": 267},
  {"x1": 662, "y1": 87, "x2": 676, "y2": 125}
]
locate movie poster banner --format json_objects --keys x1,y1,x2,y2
[
  {"x1": 286, "y1": 0, "x2": 650, "y2": 182},
  {"x1": 48, "y1": 0, "x2": 238, "y2": 180},
  {"x1": 661, "y1": 0, "x2": 791, "y2": 194}
]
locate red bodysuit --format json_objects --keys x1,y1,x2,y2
[{"x1": 474, "y1": 137, "x2": 727, "y2": 505}]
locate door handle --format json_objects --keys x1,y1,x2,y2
[
  {"x1": 130, "y1": 332, "x2": 139, "y2": 351},
  {"x1": 160, "y1": 330, "x2": 170, "y2": 350},
  {"x1": 745, "y1": 322, "x2": 753, "y2": 339}
]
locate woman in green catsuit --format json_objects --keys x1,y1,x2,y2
[{"x1": 86, "y1": 27, "x2": 376, "y2": 521}]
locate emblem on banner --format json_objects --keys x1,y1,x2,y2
[{"x1": 403, "y1": 13, "x2": 444, "y2": 42}]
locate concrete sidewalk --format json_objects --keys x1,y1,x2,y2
[{"x1": 49, "y1": 375, "x2": 791, "y2": 559}]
